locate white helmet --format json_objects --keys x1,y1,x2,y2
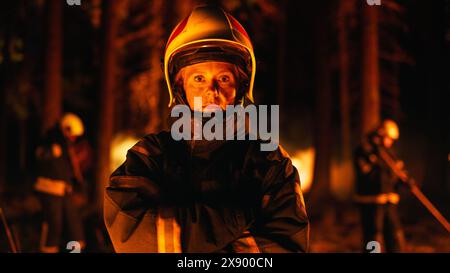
[
  {"x1": 60, "y1": 113, "x2": 84, "y2": 138},
  {"x1": 379, "y1": 119, "x2": 399, "y2": 140}
]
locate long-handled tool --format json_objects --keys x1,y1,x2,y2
[
  {"x1": 377, "y1": 147, "x2": 450, "y2": 233},
  {"x1": 0, "y1": 207, "x2": 18, "y2": 253}
]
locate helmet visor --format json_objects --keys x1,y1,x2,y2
[{"x1": 169, "y1": 43, "x2": 252, "y2": 81}]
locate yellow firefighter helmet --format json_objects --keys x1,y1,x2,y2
[
  {"x1": 380, "y1": 119, "x2": 399, "y2": 140},
  {"x1": 164, "y1": 5, "x2": 256, "y2": 107},
  {"x1": 60, "y1": 113, "x2": 84, "y2": 138}
]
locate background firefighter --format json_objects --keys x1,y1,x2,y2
[
  {"x1": 354, "y1": 119, "x2": 406, "y2": 253},
  {"x1": 34, "y1": 113, "x2": 86, "y2": 253},
  {"x1": 103, "y1": 6, "x2": 309, "y2": 253}
]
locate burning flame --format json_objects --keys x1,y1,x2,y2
[
  {"x1": 290, "y1": 148, "x2": 315, "y2": 193},
  {"x1": 110, "y1": 134, "x2": 140, "y2": 172}
]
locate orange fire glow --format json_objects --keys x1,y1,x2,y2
[
  {"x1": 290, "y1": 148, "x2": 316, "y2": 193},
  {"x1": 110, "y1": 134, "x2": 140, "y2": 172}
]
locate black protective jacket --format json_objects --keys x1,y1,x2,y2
[
  {"x1": 104, "y1": 131, "x2": 309, "y2": 253},
  {"x1": 35, "y1": 126, "x2": 74, "y2": 185},
  {"x1": 354, "y1": 135, "x2": 400, "y2": 196}
]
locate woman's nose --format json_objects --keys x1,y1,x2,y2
[{"x1": 205, "y1": 81, "x2": 219, "y2": 97}]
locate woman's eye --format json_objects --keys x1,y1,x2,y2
[
  {"x1": 193, "y1": 75, "x2": 204, "y2": 82},
  {"x1": 218, "y1": 75, "x2": 230, "y2": 83}
]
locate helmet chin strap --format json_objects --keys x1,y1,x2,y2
[{"x1": 172, "y1": 86, "x2": 189, "y2": 106}]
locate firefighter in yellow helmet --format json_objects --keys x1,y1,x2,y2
[
  {"x1": 60, "y1": 113, "x2": 85, "y2": 141},
  {"x1": 378, "y1": 119, "x2": 399, "y2": 148},
  {"x1": 104, "y1": 6, "x2": 309, "y2": 253},
  {"x1": 34, "y1": 113, "x2": 86, "y2": 252},
  {"x1": 354, "y1": 119, "x2": 407, "y2": 252}
]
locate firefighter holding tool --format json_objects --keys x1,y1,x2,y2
[
  {"x1": 355, "y1": 119, "x2": 450, "y2": 252},
  {"x1": 354, "y1": 120, "x2": 406, "y2": 252}
]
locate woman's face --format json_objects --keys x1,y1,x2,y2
[{"x1": 179, "y1": 61, "x2": 237, "y2": 111}]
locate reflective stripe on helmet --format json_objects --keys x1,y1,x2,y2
[
  {"x1": 226, "y1": 13, "x2": 250, "y2": 40},
  {"x1": 166, "y1": 16, "x2": 190, "y2": 51}
]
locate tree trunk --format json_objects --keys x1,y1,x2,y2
[
  {"x1": 144, "y1": 0, "x2": 164, "y2": 134},
  {"x1": 0, "y1": 30, "x2": 8, "y2": 195},
  {"x1": 95, "y1": 0, "x2": 120, "y2": 210},
  {"x1": 361, "y1": 4, "x2": 380, "y2": 135},
  {"x1": 276, "y1": 0, "x2": 287, "y2": 107},
  {"x1": 0, "y1": 89, "x2": 5, "y2": 194},
  {"x1": 42, "y1": 0, "x2": 63, "y2": 133},
  {"x1": 308, "y1": 2, "x2": 333, "y2": 214},
  {"x1": 334, "y1": 0, "x2": 355, "y2": 200},
  {"x1": 338, "y1": 1, "x2": 352, "y2": 161},
  {"x1": 276, "y1": 0, "x2": 287, "y2": 132}
]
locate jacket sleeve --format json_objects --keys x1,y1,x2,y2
[
  {"x1": 251, "y1": 146, "x2": 310, "y2": 253},
  {"x1": 104, "y1": 136, "x2": 182, "y2": 253}
]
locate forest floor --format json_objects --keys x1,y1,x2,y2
[
  {"x1": 2, "y1": 193, "x2": 449, "y2": 253},
  {"x1": 309, "y1": 206, "x2": 450, "y2": 253}
]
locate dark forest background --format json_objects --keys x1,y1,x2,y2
[{"x1": 0, "y1": 0, "x2": 448, "y2": 252}]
